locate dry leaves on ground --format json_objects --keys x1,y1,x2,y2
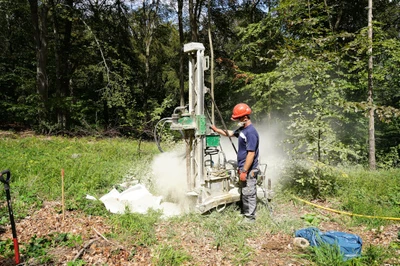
[{"x1": 0, "y1": 201, "x2": 399, "y2": 265}]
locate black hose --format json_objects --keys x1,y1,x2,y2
[
  {"x1": 206, "y1": 94, "x2": 238, "y2": 155},
  {"x1": 154, "y1": 117, "x2": 172, "y2": 152}
]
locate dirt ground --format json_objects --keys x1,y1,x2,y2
[{"x1": 0, "y1": 200, "x2": 399, "y2": 266}]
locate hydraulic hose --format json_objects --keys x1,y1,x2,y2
[
  {"x1": 154, "y1": 117, "x2": 172, "y2": 153},
  {"x1": 205, "y1": 107, "x2": 227, "y2": 166},
  {"x1": 207, "y1": 93, "x2": 238, "y2": 155}
]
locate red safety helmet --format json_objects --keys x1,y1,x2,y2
[{"x1": 231, "y1": 103, "x2": 252, "y2": 120}]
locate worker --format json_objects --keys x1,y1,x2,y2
[{"x1": 210, "y1": 103, "x2": 260, "y2": 222}]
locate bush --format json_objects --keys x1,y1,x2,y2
[{"x1": 281, "y1": 160, "x2": 341, "y2": 199}]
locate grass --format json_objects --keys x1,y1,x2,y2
[
  {"x1": 16, "y1": 233, "x2": 84, "y2": 264},
  {"x1": 0, "y1": 132, "x2": 399, "y2": 265},
  {"x1": 334, "y1": 167, "x2": 400, "y2": 227},
  {"x1": 0, "y1": 133, "x2": 159, "y2": 221},
  {"x1": 310, "y1": 242, "x2": 346, "y2": 265},
  {"x1": 107, "y1": 209, "x2": 162, "y2": 246},
  {"x1": 152, "y1": 244, "x2": 192, "y2": 266}
]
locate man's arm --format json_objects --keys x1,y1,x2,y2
[
  {"x1": 242, "y1": 151, "x2": 255, "y2": 172},
  {"x1": 210, "y1": 125, "x2": 234, "y2": 137}
]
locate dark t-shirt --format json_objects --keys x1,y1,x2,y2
[{"x1": 234, "y1": 124, "x2": 259, "y2": 170}]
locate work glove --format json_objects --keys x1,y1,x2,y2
[
  {"x1": 239, "y1": 169, "x2": 248, "y2": 182},
  {"x1": 210, "y1": 125, "x2": 218, "y2": 132}
]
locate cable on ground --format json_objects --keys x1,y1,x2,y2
[{"x1": 292, "y1": 195, "x2": 400, "y2": 221}]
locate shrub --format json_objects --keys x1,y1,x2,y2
[{"x1": 281, "y1": 159, "x2": 341, "y2": 199}]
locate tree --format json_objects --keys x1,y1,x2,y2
[
  {"x1": 178, "y1": 0, "x2": 185, "y2": 107},
  {"x1": 49, "y1": 0, "x2": 74, "y2": 129},
  {"x1": 367, "y1": 0, "x2": 376, "y2": 170},
  {"x1": 0, "y1": 0, "x2": 36, "y2": 127},
  {"x1": 28, "y1": 0, "x2": 50, "y2": 127},
  {"x1": 188, "y1": 0, "x2": 206, "y2": 41}
]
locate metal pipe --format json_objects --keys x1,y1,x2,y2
[{"x1": 196, "y1": 49, "x2": 205, "y2": 186}]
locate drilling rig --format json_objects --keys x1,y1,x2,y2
[{"x1": 155, "y1": 42, "x2": 272, "y2": 213}]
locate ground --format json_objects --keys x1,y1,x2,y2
[{"x1": 0, "y1": 200, "x2": 399, "y2": 266}]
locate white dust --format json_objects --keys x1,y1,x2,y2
[
  {"x1": 151, "y1": 144, "x2": 193, "y2": 212},
  {"x1": 218, "y1": 120, "x2": 287, "y2": 185},
  {"x1": 150, "y1": 120, "x2": 287, "y2": 210}
]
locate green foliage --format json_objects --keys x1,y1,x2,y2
[
  {"x1": 309, "y1": 242, "x2": 345, "y2": 266},
  {"x1": 283, "y1": 58, "x2": 360, "y2": 165},
  {"x1": 343, "y1": 24, "x2": 400, "y2": 163},
  {"x1": 376, "y1": 140, "x2": 400, "y2": 169},
  {"x1": 301, "y1": 213, "x2": 323, "y2": 226},
  {"x1": 0, "y1": 0, "x2": 400, "y2": 160},
  {"x1": 0, "y1": 0, "x2": 183, "y2": 134},
  {"x1": 335, "y1": 168, "x2": 400, "y2": 227},
  {"x1": 300, "y1": 242, "x2": 399, "y2": 266},
  {"x1": 2, "y1": 136, "x2": 400, "y2": 264},
  {"x1": 235, "y1": 14, "x2": 283, "y2": 73},
  {"x1": 0, "y1": 239, "x2": 14, "y2": 259},
  {"x1": 202, "y1": 204, "x2": 251, "y2": 249},
  {"x1": 52, "y1": 233, "x2": 83, "y2": 248},
  {"x1": 0, "y1": 134, "x2": 159, "y2": 220},
  {"x1": 2, "y1": 187, "x2": 43, "y2": 223},
  {"x1": 281, "y1": 160, "x2": 340, "y2": 199},
  {"x1": 23, "y1": 235, "x2": 54, "y2": 264},
  {"x1": 360, "y1": 245, "x2": 392, "y2": 265},
  {"x1": 152, "y1": 244, "x2": 192, "y2": 266},
  {"x1": 2, "y1": 0, "x2": 400, "y2": 262},
  {"x1": 180, "y1": 204, "x2": 263, "y2": 265},
  {"x1": 69, "y1": 194, "x2": 109, "y2": 216},
  {"x1": 108, "y1": 209, "x2": 161, "y2": 246},
  {"x1": 21, "y1": 233, "x2": 83, "y2": 264},
  {"x1": 67, "y1": 260, "x2": 87, "y2": 266}
]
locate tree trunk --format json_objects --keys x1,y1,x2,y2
[
  {"x1": 29, "y1": 0, "x2": 49, "y2": 124},
  {"x1": 51, "y1": 0, "x2": 73, "y2": 129},
  {"x1": 189, "y1": 0, "x2": 198, "y2": 42},
  {"x1": 143, "y1": 0, "x2": 160, "y2": 121},
  {"x1": 208, "y1": 0, "x2": 214, "y2": 124},
  {"x1": 368, "y1": 0, "x2": 376, "y2": 170},
  {"x1": 178, "y1": 0, "x2": 185, "y2": 107}
]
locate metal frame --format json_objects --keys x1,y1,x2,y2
[{"x1": 167, "y1": 42, "x2": 272, "y2": 213}]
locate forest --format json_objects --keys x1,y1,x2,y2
[{"x1": 1, "y1": 0, "x2": 400, "y2": 170}]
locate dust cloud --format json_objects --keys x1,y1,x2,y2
[
  {"x1": 256, "y1": 121, "x2": 287, "y2": 183},
  {"x1": 218, "y1": 120, "x2": 287, "y2": 185},
  {"x1": 151, "y1": 144, "x2": 193, "y2": 212},
  {"x1": 150, "y1": 120, "x2": 287, "y2": 212}
]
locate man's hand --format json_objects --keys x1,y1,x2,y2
[{"x1": 239, "y1": 169, "x2": 247, "y2": 182}]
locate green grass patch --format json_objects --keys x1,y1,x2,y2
[
  {"x1": 335, "y1": 168, "x2": 400, "y2": 227},
  {"x1": 1, "y1": 133, "x2": 399, "y2": 265},
  {"x1": 281, "y1": 162, "x2": 400, "y2": 227},
  {"x1": 16, "y1": 233, "x2": 83, "y2": 264},
  {"x1": 297, "y1": 241, "x2": 400, "y2": 266},
  {"x1": 0, "y1": 133, "x2": 159, "y2": 223},
  {"x1": 166, "y1": 203, "x2": 285, "y2": 264},
  {"x1": 351, "y1": 242, "x2": 400, "y2": 266},
  {"x1": 152, "y1": 244, "x2": 192, "y2": 266},
  {"x1": 0, "y1": 238, "x2": 15, "y2": 259},
  {"x1": 107, "y1": 209, "x2": 162, "y2": 246},
  {"x1": 309, "y1": 242, "x2": 346, "y2": 265}
]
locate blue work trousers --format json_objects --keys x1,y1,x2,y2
[{"x1": 240, "y1": 169, "x2": 258, "y2": 220}]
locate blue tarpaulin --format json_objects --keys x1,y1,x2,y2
[{"x1": 295, "y1": 227, "x2": 363, "y2": 261}]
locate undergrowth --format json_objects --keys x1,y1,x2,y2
[
  {"x1": 0, "y1": 133, "x2": 158, "y2": 223},
  {"x1": 107, "y1": 209, "x2": 162, "y2": 246},
  {"x1": 152, "y1": 244, "x2": 192, "y2": 266},
  {"x1": 1, "y1": 132, "x2": 399, "y2": 265},
  {"x1": 336, "y1": 167, "x2": 400, "y2": 227}
]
